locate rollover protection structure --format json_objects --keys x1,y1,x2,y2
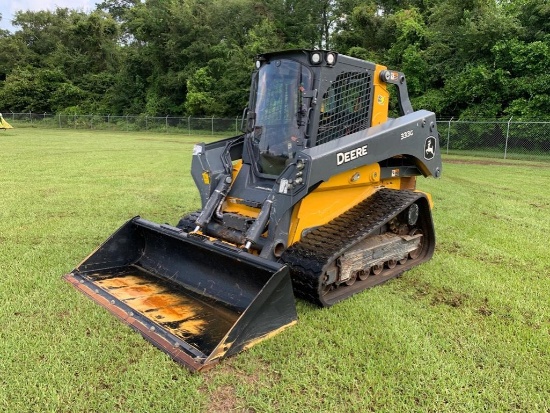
[{"x1": 65, "y1": 50, "x2": 442, "y2": 372}]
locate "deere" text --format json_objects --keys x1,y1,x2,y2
[{"x1": 336, "y1": 145, "x2": 368, "y2": 165}]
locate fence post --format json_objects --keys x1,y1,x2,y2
[
  {"x1": 188, "y1": 116, "x2": 191, "y2": 135},
  {"x1": 30, "y1": 111, "x2": 32, "y2": 125},
  {"x1": 90, "y1": 113, "x2": 93, "y2": 129},
  {"x1": 212, "y1": 115, "x2": 215, "y2": 136},
  {"x1": 10, "y1": 111, "x2": 14, "y2": 121},
  {"x1": 166, "y1": 115, "x2": 169, "y2": 133},
  {"x1": 59, "y1": 113, "x2": 61, "y2": 129},
  {"x1": 126, "y1": 115, "x2": 129, "y2": 132},
  {"x1": 504, "y1": 116, "x2": 512, "y2": 159},
  {"x1": 235, "y1": 116, "x2": 239, "y2": 134},
  {"x1": 446, "y1": 117, "x2": 453, "y2": 154}
]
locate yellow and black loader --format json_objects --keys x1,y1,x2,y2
[{"x1": 65, "y1": 50, "x2": 442, "y2": 371}]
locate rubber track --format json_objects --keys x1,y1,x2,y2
[
  {"x1": 177, "y1": 211, "x2": 201, "y2": 231},
  {"x1": 281, "y1": 188, "x2": 424, "y2": 306}
]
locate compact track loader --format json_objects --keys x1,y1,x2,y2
[{"x1": 65, "y1": 50, "x2": 442, "y2": 371}]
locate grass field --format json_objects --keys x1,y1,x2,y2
[{"x1": 1, "y1": 128, "x2": 549, "y2": 412}]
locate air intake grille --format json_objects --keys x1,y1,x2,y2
[{"x1": 316, "y1": 71, "x2": 372, "y2": 145}]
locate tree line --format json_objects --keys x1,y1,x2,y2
[{"x1": 0, "y1": 0, "x2": 548, "y2": 120}]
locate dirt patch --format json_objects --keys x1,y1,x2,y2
[
  {"x1": 206, "y1": 384, "x2": 241, "y2": 412},
  {"x1": 406, "y1": 279, "x2": 469, "y2": 308},
  {"x1": 529, "y1": 202, "x2": 549, "y2": 209},
  {"x1": 135, "y1": 138, "x2": 196, "y2": 145},
  {"x1": 444, "y1": 158, "x2": 501, "y2": 166},
  {"x1": 444, "y1": 158, "x2": 550, "y2": 168},
  {"x1": 477, "y1": 298, "x2": 493, "y2": 316},
  {"x1": 480, "y1": 211, "x2": 500, "y2": 220},
  {"x1": 436, "y1": 241, "x2": 462, "y2": 254},
  {"x1": 430, "y1": 287, "x2": 468, "y2": 308},
  {"x1": 201, "y1": 361, "x2": 266, "y2": 413}
]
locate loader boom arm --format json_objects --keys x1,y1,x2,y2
[
  {"x1": 302, "y1": 109, "x2": 441, "y2": 186},
  {"x1": 271, "y1": 109, "x2": 441, "y2": 209}
]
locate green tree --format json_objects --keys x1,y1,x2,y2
[
  {"x1": 1, "y1": 0, "x2": 548, "y2": 120},
  {"x1": 416, "y1": 0, "x2": 521, "y2": 117},
  {"x1": 493, "y1": 39, "x2": 550, "y2": 118},
  {"x1": 0, "y1": 8, "x2": 121, "y2": 113}
]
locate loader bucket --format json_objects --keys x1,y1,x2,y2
[{"x1": 64, "y1": 217, "x2": 297, "y2": 372}]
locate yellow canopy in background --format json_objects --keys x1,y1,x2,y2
[{"x1": 0, "y1": 113, "x2": 14, "y2": 129}]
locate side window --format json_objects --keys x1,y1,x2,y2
[
  {"x1": 317, "y1": 71, "x2": 372, "y2": 145},
  {"x1": 252, "y1": 60, "x2": 313, "y2": 176}
]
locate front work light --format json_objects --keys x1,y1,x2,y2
[{"x1": 310, "y1": 52, "x2": 322, "y2": 65}]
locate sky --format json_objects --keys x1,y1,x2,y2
[{"x1": 0, "y1": 0, "x2": 98, "y2": 32}]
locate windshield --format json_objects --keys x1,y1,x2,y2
[{"x1": 250, "y1": 59, "x2": 312, "y2": 176}]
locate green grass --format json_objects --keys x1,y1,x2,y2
[{"x1": 1, "y1": 128, "x2": 549, "y2": 412}]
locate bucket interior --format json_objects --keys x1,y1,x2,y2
[{"x1": 66, "y1": 218, "x2": 297, "y2": 370}]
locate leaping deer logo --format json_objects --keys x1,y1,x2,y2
[{"x1": 424, "y1": 137, "x2": 436, "y2": 160}]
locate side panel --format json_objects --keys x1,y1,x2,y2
[
  {"x1": 302, "y1": 109, "x2": 442, "y2": 185},
  {"x1": 288, "y1": 164, "x2": 380, "y2": 244},
  {"x1": 287, "y1": 163, "x2": 415, "y2": 245}
]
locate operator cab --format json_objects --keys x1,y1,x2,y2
[
  {"x1": 248, "y1": 57, "x2": 312, "y2": 175},
  {"x1": 245, "y1": 50, "x2": 377, "y2": 178}
]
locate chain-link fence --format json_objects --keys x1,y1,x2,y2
[
  {"x1": 0, "y1": 112, "x2": 244, "y2": 136},
  {"x1": 437, "y1": 118, "x2": 550, "y2": 161},
  {"x1": 2, "y1": 112, "x2": 549, "y2": 161}
]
